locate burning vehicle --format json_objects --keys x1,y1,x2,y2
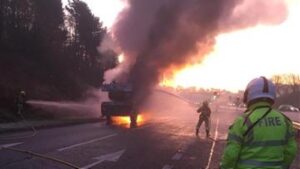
[{"x1": 101, "y1": 82, "x2": 138, "y2": 128}]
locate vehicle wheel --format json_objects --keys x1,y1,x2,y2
[{"x1": 106, "y1": 115, "x2": 112, "y2": 125}]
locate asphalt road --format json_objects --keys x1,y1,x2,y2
[
  {"x1": 284, "y1": 111, "x2": 300, "y2": 123},
  {"x1": 0, "y1": 104, "x2": 299, "y2": 169}
]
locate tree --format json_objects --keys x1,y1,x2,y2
[
  {"x1": 31, "y1": 0, "x2": 68, "y2": 87},
  {"x1": 271, "y1": 74, "x2": 300, "y2": 107},
  {"x1": 271, "y1": 74, "x2": 300, "y2": 95},
  {"x1": 285, "y1": 74, "x2": 300, "y2": 93},
  {"x1": 0, "y1": 0, "x2": 69, "y2": 101},
  {"x1": 66, "y1": 0, "x2": 107, "y2": 87},
  {"x1": 0, "y1": 0, "x2": 117, "y2": 116},
  {"x1": 0, "y1": 0, "x2": 35, "y2": 52},
  {"x1": 271, "y1": 75, "x2": 284, "y2": 96},
  {"x1": 0, "y1": 0, "x2": 4, "y2": 42},
  {"x1": 33, "y1": 0, "x2": 66, "y2": 54}
]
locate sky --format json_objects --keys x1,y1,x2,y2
[
  {"x1": 171, "y1": 0, "x2": 300, "y2": 92},
  {"x1": 62, "y1": 0, "x2": 126, "y2": 29},
  {"x1": 65, "y1": 0, "x2": 300, "y2": 92}
]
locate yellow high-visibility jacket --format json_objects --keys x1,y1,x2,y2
[{"x1": 220, "y1": 102, "x2": 297, "y2": 169}]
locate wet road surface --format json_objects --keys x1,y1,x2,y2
[{"x1": 1, "y1": 105, "x2": 299, "y2": 169}]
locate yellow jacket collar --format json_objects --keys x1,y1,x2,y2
[{"x1": 247, "y1": 102, "x2": 272, "y2": 111}]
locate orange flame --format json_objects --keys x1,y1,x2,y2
[{"x1": 112, "y1": 114, "x2": 145, "y2": 128}]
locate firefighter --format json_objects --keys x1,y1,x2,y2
[
  {"x1": 220, "y1": 76, "x2": 297, "y2": 169},
  {"x1": 16, "y1": 90, "x2": 26, "y2": 114},
  {"x1": 196, "y1": 100, "x2": 211, "y2": 137}
]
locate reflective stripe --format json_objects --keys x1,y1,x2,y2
[
  {"x1": 244, "y1": 140, "x2": 287, "y2": 147},
  {"x1": 244, "y1": 119, "x2": 252, "y2": 128},
  {"x1": 243, "y1": 116, "x2": 254, "y2": 143},
  {"x1": 228, "y1": 133, "x2": 243, "y2": 143},
  {"x1": 239, "y1": 159, "x2": 283, "y2": 167}
]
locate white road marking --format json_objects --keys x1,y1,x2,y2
[
  {"x1": 172, "y1": 152, "x2": 183, "y2": 160},
  {"x1": 205, "y1": 118, "x2": 219, "y2": 169},
  {"x1": 0, "y1": 142, "x2": 23, "y2": 149},
  {"x1": 57, "y1": 133, "x2": 117, "y2": 152},
  {"x1": 162, "y1": 164, "x2": 173, "y2": 169},
  {"x1": 80, "y1": 149, "x2": 125, "y2": 169}
]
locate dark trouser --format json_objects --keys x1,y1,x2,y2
[
  {"x1": 196, "y1": 116, "x2": 210, "y2": 136},
  {"x1": 17, "y1": 104, "x2": 24, "y2": 114}
]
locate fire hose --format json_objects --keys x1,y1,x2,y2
[
  {"x1": 0, "y1": 109, "x2": 80, "y2": 168},
  {"x1": 0, "y1": 110, "x2": 37, "y2": 140},
  {"x1": 1, "y1": 146, "x2": 80, "y2": 169}
]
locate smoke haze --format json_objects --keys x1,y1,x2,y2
[{"x1": 109, "y1": 0, "x2": 288, "y2": 107}]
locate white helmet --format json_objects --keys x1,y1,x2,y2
[
  {"x1": 20, "y1": 91, "x2": 26, "y2": 95},
  {"x1": 243, "y1": 76, "x2": 276, "y2": 105}
]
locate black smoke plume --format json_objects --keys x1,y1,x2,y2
[{"x1": 111, "y1": 0, "x2": 287, "y2": 107}]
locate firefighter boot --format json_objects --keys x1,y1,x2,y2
[
  {"x1": 206, "y1": 130, "x2": 210, "y2": 138},
  {"x1": 195, "y1": 128, "x2": 199, "y2": 136}
]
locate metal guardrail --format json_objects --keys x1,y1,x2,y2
[{"x1": 293, "y1": 122, "x2": 300, "y2": 130}]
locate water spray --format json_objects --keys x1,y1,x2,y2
[{"x1": 154, "y1": 88, "x2": 198, "y2": 107}]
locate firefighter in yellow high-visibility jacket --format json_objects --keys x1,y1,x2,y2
[{"x1": 220, "y1": 76, "x2": 297, "y2": 169}]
